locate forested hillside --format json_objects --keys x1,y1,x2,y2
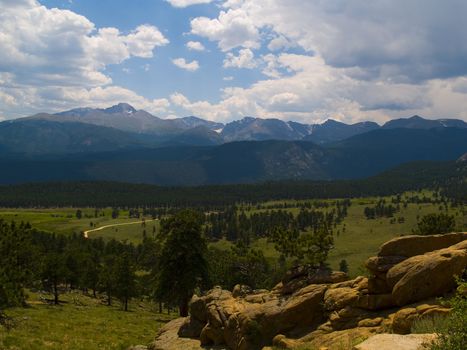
[
  {"x1": 0, "y1": 160, "x2": 464, "y2": 208},
  {"x1": 0, "y1": 127, "x2": 465, "y2": 185}
]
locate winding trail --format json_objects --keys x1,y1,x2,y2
[{"x1": 83, "y1": 218, "x2": 158, "y2": 238}]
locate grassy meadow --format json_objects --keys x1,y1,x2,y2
[
  {"x1": 89, "y1": 219, "x2": 160, "y2": 244},
  {"x1": 1, "y1": 193, "x2": 465, "y2": 277},
  {"x1": 0, "y1": 208, "x2": 156, "y2": 240},
  {"x1": 0, "y1": 291, "x2": 174, "y2": 350},
  {"x1": 0, "y1": 191, "x2": 465, "y2": 349},
  {"x1": 212, "y1": 193, "x2": 467, "y2": 276}
]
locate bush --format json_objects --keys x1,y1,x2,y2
[
  {"x1": 428, "y1": 280, "x2": 467, "y2": 350},
  {"x1": 413, "y1": 213, "x2": 456, "y2": 235},
  {"x1": 411, "y1": 314, "x2": 449, "y2": 334}
]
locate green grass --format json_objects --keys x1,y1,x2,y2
[
  {"x1": 0, "y1": 291, "x2": 175, "y2": 350},
  {"x1": 212, "y1": 194, "x2": 466, "y2": 277},
  {"x1": 89, "y1": 220, "x2": 160, "y2": 245},
  {"x1": 411, "y1": 314, "x2": 449, "y2": 334},
  {"x1": 0, "y1": 208, "x2": 155, "y2": 238},
  {"x1": 1, "y1": 193, "x2": 465, "y2": 277}
]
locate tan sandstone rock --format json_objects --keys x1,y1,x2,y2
[
  {"x1": 301, "y1": 327, "x2": 378, "y2": 350},
  {"x1": 356, "y1": 294, "x2": 394, "y2": 311},
  {"x1": 391, "y1": 305, "x2": 450, "y2": 334},
  {"x1": 324, "y1": 287, "x2": 360, "y2": 311},
  {"x1": 377, "y1": 232, "x2": 467, "y2": 258},
  {"x1": 365, "y1": 255, "x2": 407, "y2": 272},
  {"x1": 271, "y1": 334, "x2": 302, "y2": 349},
  {"x1": 149, "y1": 318, "x2": 226, "y2": 350},
  {"x1": 387, "y1": 243, "x2": 467, "y2": 305},
  {"x1": 278, "y1": 266, "x2": 347, "y2": 295},
  {"x1": 232, "y1": 284, "x2": 252, "y2": 298},
  {"x1": 353, "y1": 333, "x2": 437, "y2": 350},
  {"x1": 153, "y1": 234, "x2": 466, "y2": 350}
]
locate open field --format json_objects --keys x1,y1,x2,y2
[
  {"x1": 0, "y1": 208, "x2": 155, "y2": 238},
  {"x1": 1, "y1": 192, "x2": 465, "y2": 277},
  {"x1": 88, "y1": 220, "x2": 160, "y2": 244},
  {"x1": 212, "y1": 195, "x2": 467, "y2": 276},
  {"x1": 0, "y1": 192, "x2": 465, "y2": 349},
  {"x1": 0, "y1": 292, "x2": 175, "y2": 350}
]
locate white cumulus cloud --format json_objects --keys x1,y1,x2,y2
[
  {"x1": 186, "y1": 41, "x2": 206, "y2": 51},
  {"x1": 166, "y1": 0, "x2": 213, "y2": 7},
  {"x1": 191, "y1": 8, "x2": 260, "y2": 51},
  {"x1": 172, "y1": 58, "x2": 200, "y2": 72},
  {"x1": 223, "y1": 49, "x2": 258, "y2": 69},
  {"x1": 0, "y1": 0, "x2": 170, "y2": 118}
]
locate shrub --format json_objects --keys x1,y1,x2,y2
[
  {"x1": 411, "y1": 314, "x2": 449, "y2": 334},
  {"x1": 428, "y1": 280, "x2": 467, "y2": 350},
  {"x1": 413, "y1": 213, "x2": 456, "y2": 235}
]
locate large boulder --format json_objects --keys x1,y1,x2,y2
[
  {"x1": 178, "y1": 317, "x2": 205, "y2": 338},
  {"x1": 365, "y1": 256, "x2": 407, "y2": 273},
  {"x1": 149, "y1": 318, "x2": 209, "y2": 350},
  {"x1": 278, "y1": 266, "x2": 347, "y2": 295},
  {"x1": 377, "y1": 232, "x2": 467, "y2": 258},
  {"x1": 387, "y1": 241, "x2": 467, "y2": 305},
  {"x1": 152, "y1": 234, "x2": 466, "y2": 350},
  {"x1": 223, "y1": 284, "x2": 327, "y2": 350},
  {"x1": 324, "y1": 287, "x2": 360, "y2": 311}
]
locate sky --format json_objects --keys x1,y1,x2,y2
[{"x1": 1, "y1": 0, "x2": 467, "y2": 124}]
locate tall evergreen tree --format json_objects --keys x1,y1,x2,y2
[
  {"x1": 114, "y1": 254, "x2": 136, "y2": 311},
  {"x1": 41, "y1": 252, "x2": 67, "y2": 305},
  {"x1": 98, "y1": 256, "x2": 117, "y2": 306},
  {"x1": 154, "y1": 210, "x2": 210, "y2": 316},
  {"x1": 0, "y1": 221, "x2": 34, "y2": 309}
]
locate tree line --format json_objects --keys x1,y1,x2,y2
[
  {"x1": 0, "y1": 160, "x2": 463, "y2": 208},
  {"x1": 204, "y1": 200, "x2": 350, "y2": 242},
  {"x1": 1, "y1": 209, "x2": 335, "y2": 318},
  {"x1": 0, "y1": 210, "x2": 340, "y2": 316}
]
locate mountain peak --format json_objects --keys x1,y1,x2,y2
[
  {"x1": 457, "y1": 153, "x2": 467, "y2": 163},
  {"x1": 323, "y1": 119, "x2": 345, "y2": 126},
  {"x1": 382, "y1": 115, "x2": 467, "y2": 130},
  {"x1": 104, "y1": 103, "x2": 137, "y2": 114}
]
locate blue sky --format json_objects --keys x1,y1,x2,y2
[
  {"x1": 39, "y1": 0, "x2": 233, "y2": 101},
  {"x1": 1, "y1": 0, "x2": 467, "y2": 124}
]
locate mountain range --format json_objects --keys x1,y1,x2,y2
[
  {"x1": 1, "y1": 103, "x2": 465, "y2": 155},
  {"x1": 0, "y1": 103, "x2": 465, "y2": 185}
]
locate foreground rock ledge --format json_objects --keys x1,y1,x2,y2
[
  {"x1": 149, "y1": 232, "x2": 466, "y2": 350},
  {"x1": 353, "y1": 333, "x2": 437, "y2": 350}
]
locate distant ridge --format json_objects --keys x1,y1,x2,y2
[
  {"x1": 8, "y1": 104, "x2": 466, "y2": 147},
  {"x1": 0, "y1": 127, "x2": 465, "y2": 185},
  {"x1": 0, "y1": 103, "x2": 465, "y2": 157},
  {"x1": 382, "y1": 115, "x2": 467, "y2": 129}
]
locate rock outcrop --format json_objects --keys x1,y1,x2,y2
[
  {"x1": 387, "y1": 240, "x2": 467, "y2": 305},
  {"x1": 353, "y1": 333, "x2": 437, "y2": 350},
  {"x1": 150, "y1": 233, "x2": 466, "y2": 350}
]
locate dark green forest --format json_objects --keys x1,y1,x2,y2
[{"x1": 0, "y1": 160, "x2": 464, "y2": 208}]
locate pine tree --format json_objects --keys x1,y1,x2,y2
[
  {"x1": 41, "y1": 252, "x2": 67, "y2": 305},
  {"x1": 0, "y1": 221, "x2": 34, "y2": 308},
  {"x1": 98, "y1": 256, "x2": 117, "y2": 306},
  {"x1": 154, "y1": 210, "x2": 210, "y2": 316},
  {"x1": 114, "y1": 254, "x2": 136, "y2": 311},
  {"x1": 339, "y1": 259, "x2": 349, "y2": 274}
]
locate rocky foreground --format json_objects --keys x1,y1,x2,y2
[{"x1": 148, "y1": 233, "x2": 467, "y2": 350}]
